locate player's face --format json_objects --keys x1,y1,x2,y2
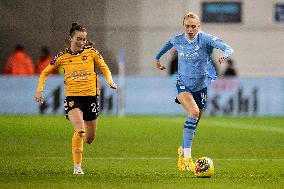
[
  {"x1": 70, "y1": 31, "x2": 87, "y2": 52},
  {"x1": 183, "y1": 18, "x2": 200, "y2": 40}
]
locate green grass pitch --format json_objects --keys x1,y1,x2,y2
[{"x1": 0, "y1": 115, "x2": 283, "y2": 189}]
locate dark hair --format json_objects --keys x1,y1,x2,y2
[
  {"x1": 15, "y1": 44, "x2": 24, "y2": 51},
  {"x1": 62, "y1": 23, "x2": 93, "y2": 49},
  {"x1": 41, "y1": 46, "x2": 50, "y2": 54},
  {"x1": 69, "y1": 23, "x2": 87, "y2": 37}
]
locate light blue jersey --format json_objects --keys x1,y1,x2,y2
[{"x1": 155, "y1": 32, "x2": 233, "y2": 92}]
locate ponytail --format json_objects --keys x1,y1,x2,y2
[
  {"x1": 86, "y1": 40, "x2": 95, "y2": 46},
  {"x1": 69, "y1": 22, "x2": 87, "y2": 37}
]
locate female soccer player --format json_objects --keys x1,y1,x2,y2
[
  {"x1": 34, "y1": 23, "x2": 117, "y2": 174},
  {"x1": 154, "y1": 12, "x2": 233, "y2": 173}
]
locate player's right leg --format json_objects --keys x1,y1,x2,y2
[
  {"x1": 67, "y1": 108, "x2": 85, "y2": 175},
  {"x1": 177, "y1": 146, "x2": 185, "y2": 171},
  {"x1": 176, "y1": 92, "x2": 199, "y2": 173}
]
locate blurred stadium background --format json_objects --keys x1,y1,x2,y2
[
  {"x1": 1, "y1": 0, "x2": 284, "y2": 76},
  {"x1": 0, "y1": 0, "x2": 284, "y2": 116},
  {"x1": 0, "y1": 0, "x2": 284, "y2": 188}
]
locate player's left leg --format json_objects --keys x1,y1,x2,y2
[
  {"x1": 192, "y1": 87, "x2": 207, "y2": 128},
  {"x1": 82, "y1": 95, "x2": 99, "y2": 144},
  {"x1": 196, "y1": 111, "x2": 203, "y2": 128},
  {"x1": 84, "y1": 120, "x2": 97, "y2": 144}
]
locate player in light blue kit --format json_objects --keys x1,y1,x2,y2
[{"x1": 154, "y1": 12, "x2": 233, "y2": 173}]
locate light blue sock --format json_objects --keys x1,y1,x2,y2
[{"x1": 182, "y1": 116, "x2": 197, "y2": 151}]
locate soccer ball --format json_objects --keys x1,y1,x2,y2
[{"x1": 194, "y1": 157, "x2": 215, "y2": 178}]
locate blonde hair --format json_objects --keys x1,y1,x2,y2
[{"x1": 183, "y1": 12, "x2": 200, "y2": 25}]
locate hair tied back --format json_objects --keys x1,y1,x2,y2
[{"x1": 72, "y1": 23, "x2": 78, "y2": 27}]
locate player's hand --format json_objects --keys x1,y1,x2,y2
[
  {"x1": 34, "y1": 91, "x2": 43, "y2": 103},
  {"x1": 218, "y1": 56, "x2": 225, "y2": 64},
  {"x1": 108, "y1": 81, "x2": 117, "y2": 89},
  {"x1": 155, "y1": 60, "x2": 166, "y2": 70}
]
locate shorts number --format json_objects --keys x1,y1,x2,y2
[
  {"x1": 91, "y1": 103, "x2": 97, "y2": 112},
  {"x1": 201, "y1": 93, "x2": 207, "y2": 105}
]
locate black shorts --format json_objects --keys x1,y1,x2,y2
[
  {"x1": 64, "y1": 96, "x2": 100, "y2": 121},
  {"x1": 175, "y1": 80, "x2": 208, "y2": 110}
]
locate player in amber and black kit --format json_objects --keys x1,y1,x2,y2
[{"x1": 34, "y1": 23, "x2": 117, "y2": 174}]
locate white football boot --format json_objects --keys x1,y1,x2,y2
[{"x1": 73, "y1": 165, "x2": 84, "y2": 175}]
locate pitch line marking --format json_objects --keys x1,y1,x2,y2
[
  {"x1": 201, "y1": 121, "x2": 284, "y2": 134},
  {"x1": 7, "y1": 157, "x2": 284, "y2": 161}
]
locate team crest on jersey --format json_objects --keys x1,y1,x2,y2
[
  {"x1": 82, "y1": 55, "x2": 88, "y2": 61},
  {"x1": 194, "y1": 45, "x2": 200, "y2": 51},
  {"x1": 69, "y1": 101, "x2": 74, "y2": 107}
]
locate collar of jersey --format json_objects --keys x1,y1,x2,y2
[
  {"x1": 68, "y1": 47, "x2": 84, "y2": 55},
  {"x1": 184, "y1": 32, "x2": 199, "y2": 43}
]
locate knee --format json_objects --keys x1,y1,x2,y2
[
  {"x1": 190, "y1": 108, "x2": 200, "y2": 118},
  {"x1": 78, "y1": 131, "x2": 85, "y2": 138},
  {"x1": 74, "y1": 129, "x2": 85, "y2": 137}
]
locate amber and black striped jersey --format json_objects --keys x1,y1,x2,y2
[{"x1": 36, "y1": 45, "x2": 113, "y2": 96}]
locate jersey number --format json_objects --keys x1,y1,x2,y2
[{"x1": 91, "y1": 103, "x2": 97, "y2": 112}]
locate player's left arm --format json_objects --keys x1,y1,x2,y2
[
  {"x1": 93, "y1": 50, "x2": 117, "y2": 89},
  {"x1": 206, "y1": 35, "x2": 234, "y2": 64}
]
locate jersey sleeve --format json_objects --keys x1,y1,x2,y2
[
  {"x1": 205, "y1": 34, "x2": 234, "y2": 58},
  {"x1": 155, "y1": 36, "x2": 175, "y2": 60},
  {"x1": 92, "y1": 49, "x2": 113, "y2": 84},
  {"x1": 36, "y1": 57, "x2": 60, "y2": 92}
]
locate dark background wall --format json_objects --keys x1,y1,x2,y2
[
  {"x1": 0, "y1": 0, "x2": 119, "y2": 74},
  {"x1": 1, "y1": 0, "x2": 283, "y2": 76}
]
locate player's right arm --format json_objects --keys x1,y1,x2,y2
[
  {"x1": 34, "y1": 59, "x2": 60, "y2": 103},
  {"x1": 154, "y1": 38, "x2": 174, "y2": 70}
]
